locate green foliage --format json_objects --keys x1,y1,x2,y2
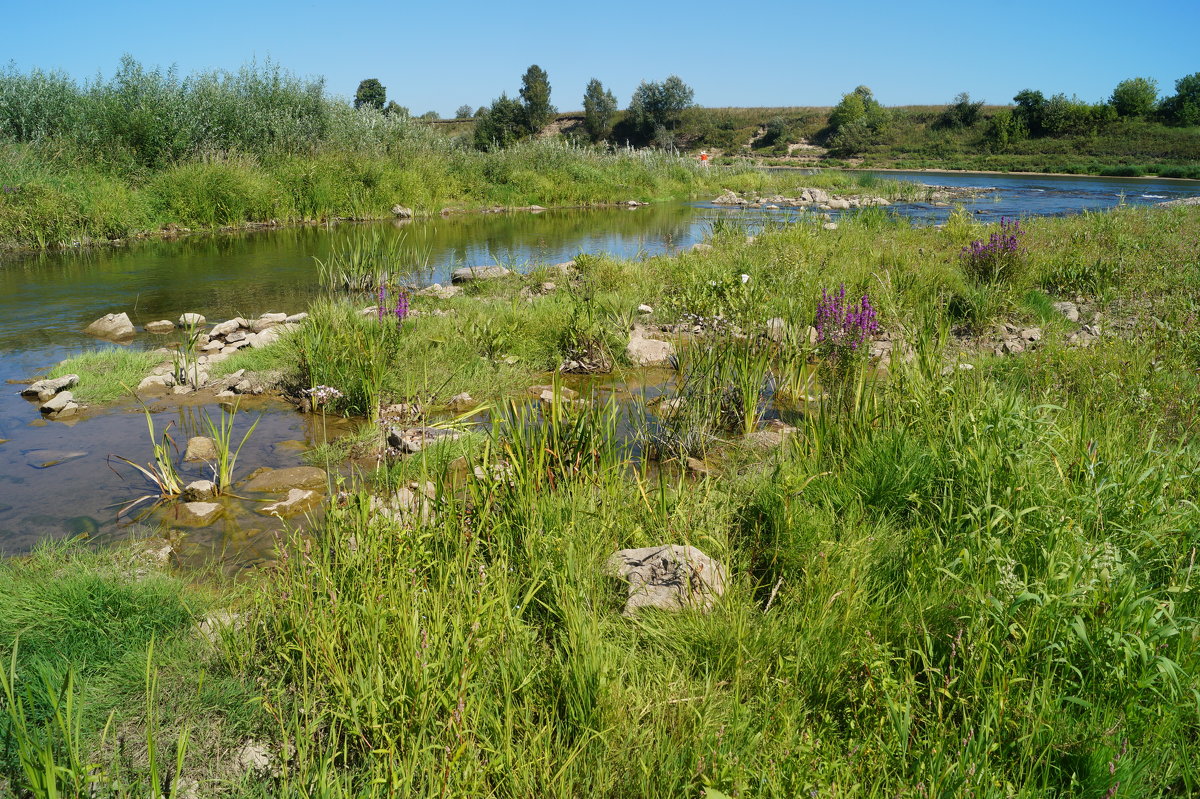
[
  {"x1": 937, "y1": 91, "x2": 985, "y2": 129},
  {"x1": 47, "y1": 349, "x2": 160, "y2": 404},
  {"x1": 826, "y1": 85, "x2": 892, "y2": 156},
  {"x1": 1160, "y1": 71, "x2": 1200, "y2": 126},
  {"x1": 582, "y1": 78, "x2": 617, "y2": 142},
  {"x1": 519, "y1": 64, "x2": 555, "y2": 134},
  {"x1": 627, "y1": 75, "x2": 695, "y2": 140},
  {"x1": 353, "y1": 78, "x2": 386, "y2": 111},
  {"x1": 473, "y1": 93, "x2": 528, "y2": 150},
  {"x1": 454, "y1": 104, "x2": 474, "y2": 120},
  {"x1": 1110, "y1": 77, "x2": 1158, "y2": 118}
]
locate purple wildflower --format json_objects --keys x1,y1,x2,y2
[
  {"x1": 961, "y1": 217, "x2": 1025, "y2": 281},
  {"x1": 377, "y1": 283, "x2": 387, "y2": 321},
  {"x1": 394, "y1": 290, "x2": 409, "y2": 325},
  {"x1": 305, "y1": 385, "x2": 344, "y2": 406},
  {"x1": 814, "y1": 284, "x2": 880, "y2": 355}
]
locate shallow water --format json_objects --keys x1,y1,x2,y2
[{"x1": 2, "y1": 171, "x2": 1199, "y2": 554}]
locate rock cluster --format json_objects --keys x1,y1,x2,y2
[
  {"x1": 605, "y1": 544, "x2": 727, "y2": 615},
  {"x1": 712, "y1": 187, "x2": 891, "y2": 210},
  {"x1": 22, "y1": 374, "x2": 83, "y2": 419}
]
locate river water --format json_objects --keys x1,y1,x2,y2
[{"x1": 1, "y1": 171, "x2": 1199, "y2": 555}]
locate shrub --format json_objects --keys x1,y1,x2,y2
[{"x1": 960, "y1": 216, "x2": 1027, "y2": 283}]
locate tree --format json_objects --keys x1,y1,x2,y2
[
  {"x1": 938, "y1": 92, "x2": 985, "y2": 129},
  {"x1": 473, "y1": 93, "x2": 527, "y2": 150},
  {"x1": 1161, "y1": 72, "x2": 1200, "y2": 126},
  {"x1": 383, "y1": 101, "x2": 408, "y2": 117},
  {"x1": 627, "y1": 75, "x2": 694, "y2": 138},
  {"x1": 1110, "y1": 77, "x2": 1158, "y2": 118},
  {"x1": 826, "y1": 85, "x2": 891, "y2": 154},
  {"x1": 519, "y1": 64, "x2": 556, "y2": 134},
  {"x1": 582, "y1": 78, "x2": 617, "y2": 142},
  {"x1": 354, "y1": 78, "x2": 386, "y2": 111},
  {"x1": 1012, "y1": 89, "x2": 1046, "y2": 136},
  {"x1": 455, "y1": 104, "x2": 474, "y2": 120},
  {"x1": 419, "y1": 110, "x2": 440, "y2": 121}
]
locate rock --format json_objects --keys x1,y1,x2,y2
[
  {"x1": 822, "y1": 222, "x2": 839, "y2": 231},
  {"x1": 137, "y1": 374, "x2": 174, "y2": 394},
  {"x1": 626, "y1": 328, "x2": 676, "y2": 368},
  {"x1": 178, "y1": 313, "x2": 206, "y2": 327},
  {"x1": 235, "y1": 741, "x2": 275, "y2": 778},
  {"x1": 527, "y1": 384, "x2": 579, "y2": 400},
  {"x1": 371, "y1": 481, "x2": 438, "y2": 525},
  {"x1": 39, "y1": 391, "x2": 75, "y2": 415},
  {"x1": 386, "y1": 427, "x2": 463, "y2": 455},
  {"x1": 258, "y1": 488, "x2": 321, "y2": 517},
  {"x1": 711, "y1": 189, "x2": 747, "y2": 205},
  {"x1": 391, "y1": 204, "x2": 413, "y2": 218},
  {"x1": 200, "y1": 339, "x2": 225, "y2": 352},
  {"x1": 197, "y1": 610, "x2": 242, "y2": 645},
  {"x1": 1019, "y1": 327, "x2": 1042, "y2": 342},
  {"x1": 210, "y1": 318, "x2": 248, "y2": 338},
  {"x1": 144, "y1": 320, "x2": 175, "y2": 334},
  {"x1": 691, "y1": 243, "x2": 713, "y2": 252},
  {"x1": 1051, "y1": 302, "x2": 1080, "y2": 323},
  {"x1": 172, "y1": 385, "x2": 193, "y2": 395},
  {"x1": 804, "y1": 188, "x2": 831, "y2": 204},
  {"x1": 447, "y1": 392, "x2": 474, "y2": 411},
  {"x1": 285, "y1": 312, "x2": 308, "y2": 323},
  {"x1": 84, "y1": 312, "x2": 135, "y2": 340},
  {"x1": 418, "y1": 283, "x2": 462, "y2": 299},
  {"x1": 546, "y1": 260, "x2": 576, "y2": 275},
  {"x1": 183, "y1": 480, "x2": 218, "y2": 501},
  {"x1": 451, "y1": 265, "x2": 512, "y2": 283},
  {"x1": 243, "y1": 466, "x2": 328, "y2": 493},
  {"x1": 22, "y1": 374, "x2": 78, "y2": 400},
  {"x1": 804, "y1": 325, "x2": 819, "y2": 345},
  {"x1": 685, "y1": 457, "x2": 709, "y2": 476},
  {"x1": 605, "y1": 544, "x2": 727, "y2": 615},
  {"x1": 248, "y1": 328, "x2": 282, "y2": 347},
  {"x1": 250, "y1": 313, "x2": 287, "y2": 333},
  {"x1": 1000, "y1": 338, "x2": 1025, "y2": 355},
  {"x1": 175, "y1": 501, "x2": 223, "y2": 526},
  {"x1": 224, "y1": 330, "x2": 247, "y2": 343},
  {"x1": 184, "y1": 436, "x2": 219, "y2": 462},
  {"x1": 637, "y1": 304, "x2": 654, "y2": 315},
  {"x1": 765, "y1": 318, "x2": 787, "y2": 343},
  {"x1": 540, "y1": 281, "x2": 557, "y2": 293},
  {"x1": 25, "y1": 449, "x2": 87, "y2": 468},
  {"x1": 744, "y1": 422, "x2": 798, "y2": 449}
]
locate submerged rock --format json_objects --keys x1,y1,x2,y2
[
  {"x1": 178, "y1": 312, "x2": 206, "y2": 327},
  {"x1": 184, "y1": 436, "x2": 219, "y2": 462},
  {"x1": 174, "y1": 501, "x2": 223, "y2": 526},
  {"x1": 144, "y1": 320, "x2": 176, "y2": 334},
  {"x1": 258, "y1": 488, "x2": 321, "y2": 517},
  {"x1": 243, "y1": 466, "x2": 327, "y2": 493},
  {"x1": 84, "y1": 312, "x2": 135, "y2": 340},
  {"x1": 605, "y1": 544, "x2": 727, "y2": 615},
  {"x1": 22, "y1": 374, "x2": 78, "y2": 401},
  {"x1": 183, "y1": 479, "x2": 218, "y2": 501},
  {"x1": 24, "y1": 449, "x2": 88, "y2": 469}
]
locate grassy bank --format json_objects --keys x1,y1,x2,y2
[{"x1": 4, "y1": 204, "x2": 1200, "y2": 796}]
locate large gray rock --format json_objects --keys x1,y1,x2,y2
[
  {"x1": 391, "y1": 204, "x2": 413, "y2": 219},
  {"x1": 175, "y1": 501, "x2": 223, "y2": 526},
  {"x1": 39, "y1": 391, "x2": 75, "y2": 415},
  {"x1": 451, "y1": 265, "x2": 512, "y2": 284},
  {"x1": 243, "y1": 466, "x2": 327, "y2": 493},
  {"x1": 249, "y1": 313, "x2": 287, "y2": 333},
  {"x1": 626, "y1": 328, "x2": 676, "y2": 368},
  {"x1": 144, "y1": 320, "x2": 176, "y2": 334},
  {"x1": 137, "y1": 374, "x2": 174, "y2": 394},
  {"x1": 605, "y1": 545, "x2": 727, "y2": 615},
  {"x1": 711, "y1": 189, "x2": 747, "y2": 205},
  {"x1": 1052, "y1": 301, "x2": 1080, "y2": 323},
  {"x1": 210, "y1": 318, "x2": 248, "y2": 338},
  {"x1": 22, "y1": 374, "x2": 78, "y2": 401},
  {"x1": 418, "y1": 283, "x2": 462, "y2": 299},
  {"x1": 178, "y1": 313, "x2": 206, "y2": 327},
  {"x1": 84, "y1": 313, "x2": 135, "y2": 340}
]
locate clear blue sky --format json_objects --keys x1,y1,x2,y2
[{"x1": 5, "y1": 0, "x2": 1197, "y2": 116}]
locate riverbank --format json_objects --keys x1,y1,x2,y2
[{"x1": 3, "y1": 202, "x2": 1199, "y2": 796}]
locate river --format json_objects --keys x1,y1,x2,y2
[{"x1": 2, "y1": 171, "x2": 1199, "y2": 556}]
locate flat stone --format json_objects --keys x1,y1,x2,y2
[
  {"x1": 1051, "y1": 301, "x2": 1080, "y2": 323},
  {"x1": 178, "y1": 313, "x2": 206, "y2": 327},
  {"x1": 527, "y1": 385, "x2": 579, "y2": 400},
  {"x1": 39, "y1": 391, "x2": 74, "y2": 415},
  {"x1": 184, "y1": 436, "x2": 219, "y2": 462},
  {"x1": 137, "y1": 374, "x2": 174, "y2": 393},
  {"x1": 243, "y1": 466, "x2": 328, "y2": 493},
  {"x1": 210, "y1": 318, "x2": 248, "y2": 338},
  {"x1": 765, "y1": 318, "x2": 787, "y2": 343},
  {"x1": 183, "y1": 479, "x2": 218, "y2": 501},
  {"x1": 22, "y1": 374, "x2": 78, "y2": 399},
  {"x1": 250, "y1": 313, "x2": 287, "y2": 332},
  {"x1": 637, "y1": 304, "x2": 654, "y2": 315},
  {"x1": 144, "y1": 320, "x2": 176, "y2": 334},
  {"x1": 417, "y1": 283, "x2": 462, "y2": 299},
  {"x1": 386, "y1": 426, "x2": 463, "y2": 455},
  {"x1": 84, "y1": 312, "x2": 135, "y2": 340},
  {"x1": 174, "y1": 501, "x2": 223, "y2": 526},
  {"x1": 25, "y1": 449, "x2": 87, "y2": 468},
  {"x1": 257, "y1": 488, "x2": 322, "y2": 517},
  {"x1": 605, "y1": 544, "x2": 727, "y2": 615},
  {"x1": 447, "y1": 392, "x2": 474, "y2": 411},
  {"x1": 451, "y1": 265, "x2": 512, "y2": 283},
  {"x1": 285, "y1": 312, "x2": 308, "y2": 323}
]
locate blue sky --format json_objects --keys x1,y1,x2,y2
[{"x1": 5, "y1": 0, "x2": 1197, "y2": 116}]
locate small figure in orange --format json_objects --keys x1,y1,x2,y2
[{"x1": 699, "y1": 150, "x2": 710, "y2": 166}]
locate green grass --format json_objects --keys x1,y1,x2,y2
[
  {"x1": 5, "y1": 204, "x2": 1200, "y2": 797},
  {"x1": 48, "y1": 349, "x2": 162, "y2": 403}
]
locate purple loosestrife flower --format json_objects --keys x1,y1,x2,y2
[
  {"x1": 394, "y1": 290, "x2": 409, "y2": 325},
  {"x1": 377, "y1": 283, "x2": 388, "y2": 321},
  {"x1": 815, "y1": 284, "x2": 880, "y2": 357},
  {"x1": 961, "y1": 217, "x2": 1025, "y2": 281}
]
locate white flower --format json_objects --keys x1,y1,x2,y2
[{"x1": 740, "y1": 273, "x2": 751, "y2": 284}]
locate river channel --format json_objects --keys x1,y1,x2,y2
[{"x1": 2, "y1": 171, "x2": 1199, "y2": 557}]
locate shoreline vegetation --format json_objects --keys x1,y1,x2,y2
[
  {"x1": 4, "y1": 201, "x2": 1200, "y2": 796},
  {"x1": 2, "y1": 59, "x2": 1198, "y2": 253}
]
